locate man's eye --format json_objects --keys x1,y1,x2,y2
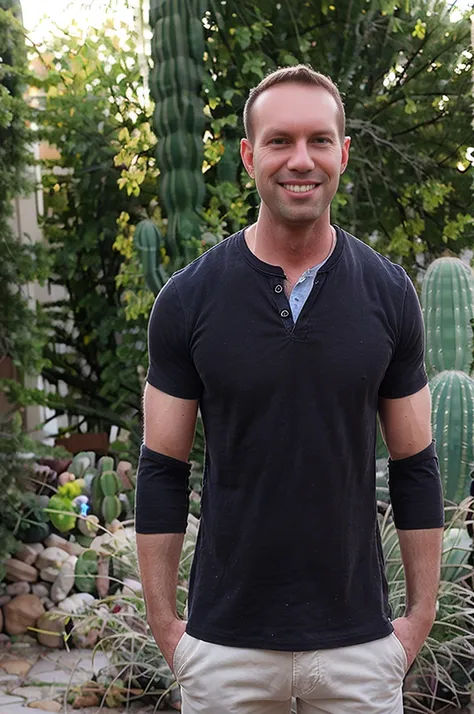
[
  {"x1": 270, "y1": 138, "x2": 288, "y2": 145},
  {"x1": 313, "y1": 137, "x2": 331, "y2": 144}
]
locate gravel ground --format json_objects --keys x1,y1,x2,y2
[{"x1": 0, "y1": 641, "x2": 176, "y2": 713}]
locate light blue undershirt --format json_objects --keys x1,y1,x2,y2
[{"x1": 289, "y1": 253, "x2": 330, "y2": 322}]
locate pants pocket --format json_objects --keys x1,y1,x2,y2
[
  {"x1": 390, "y1": 632, "x2": 408, "y2": 673},
  {"x1": 172, "y1": 631, "x2": 190, "y2": 680}
]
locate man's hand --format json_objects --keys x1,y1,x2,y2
[
  {"x1": 152, "y1": 618, "x2": 187, "y2": 672},
  {"x1": 392, "y1": 614, "x2": 434, "y2": 670}
]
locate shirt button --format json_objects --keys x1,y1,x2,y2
[
  {"x1": 280, "y1": 309, "x2": 290, "y2": 318},
  {"x1": 274, "y1": 284, "x2": 283, "y2": 293}
]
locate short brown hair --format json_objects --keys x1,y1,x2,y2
[{"x1": 243, "y1": 65, "x2": 346, "y2": 143}]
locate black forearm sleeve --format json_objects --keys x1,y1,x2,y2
[
  {"x1": 135, "y1": 444, "x2": 191, "y2": 534},
  {"x1": 388, "y1": 441, "x2": 444, "y2": 530}
]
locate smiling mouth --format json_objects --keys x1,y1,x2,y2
[{"x1": 281, "y1": 183, "x2": 320, "y2": 193}]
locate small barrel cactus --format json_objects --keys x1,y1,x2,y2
[
  {"x1": 421, "y1": 257, "x2": 474, "y2": 376},
  {"x1": 90, "y1": 457, "x2": 124, "y2": 525},
  {"x1": 74, "y1": 550, "x2": 98, "y2": 594},
  {"x1": 102, "y1": 495, "x2": 122, "y2": 524},
  {"x1": 430, "y1": 370, "x2": 474, "y2": 503}
]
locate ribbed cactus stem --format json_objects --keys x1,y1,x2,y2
[
  {"x1": 149, "y1": 0, "x2": 207, "y2": 264},
  {"x1": 430, "y1": 370, "x2": 474, "y2": 503},
  {"x1": 421, "y1": 257, "x2": 474, "y2": 376}
]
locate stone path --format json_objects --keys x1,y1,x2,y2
[{"x1": 0, "y1": 641, "x2": 176, "y2": 713}]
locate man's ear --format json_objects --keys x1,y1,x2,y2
[
  {"x1": 240, "y1": 138, "x2": 255, "y2": 179},
  {"x1": 340, "y1": 136, "x2": 351, "y2": 174}
]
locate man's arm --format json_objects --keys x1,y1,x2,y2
[
  {"x1": 378, "y1": 384, "x2": 443, "y2": 667},
  {"x1": 136, "y1": 383, "x2": 199, "y2": 669}
]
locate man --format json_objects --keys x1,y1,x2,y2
[{"x1": 135, "y1": 65, "x2": 444, "y2": 714}]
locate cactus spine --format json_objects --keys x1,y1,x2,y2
[
  {"x1": 421, "y1": 257, "x2": 474, "y2": 376},
  {"x1": 137, "y1": 0, "x2": 207, "y2": 294},
  {"x1": 430, "y1": 370, "x2": 474, "y2": 503}
]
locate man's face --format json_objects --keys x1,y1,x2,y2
[{"x1": 241, "y1": 83, "x2": 350, "y2": 226}]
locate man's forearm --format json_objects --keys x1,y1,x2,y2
[
  {"x1": 136, "y1": 532, "x2": 184, "y2": 638},
  {"x1": 398, "y1": 527, "x2": 443, "y2": 623}
]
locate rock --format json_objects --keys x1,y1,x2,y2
[
  {"x1": 90, "y1": 533, "x2": 112, "y2": 553},
  {"x1": 6, "y1": 582, "x2": 30, "y2": 596},
  {"x1": 58, "y1": 471, "x2": 75, "y2": 485},
  {"x1": 117, "y1": 460, "x2": 133, "y2": 489},
  {"x1": 13, "y1": 634, "x2": 38, "y2": 645},
  {"x1": 0, "y1": 633, "x2": 10, "y2": 647},
  {"x1": 36, "y1": 547, "x2": 69, "y2": 572},
  {"x1": 29, "y1": 701, "x2": 62, "y2": 712},
  {"x1": 122, "y1": 578, "x2": 142, "y2": 598},
  {"x1": 15, "y1": 544, "x2": 42, "y2": 566},
  {"x1": 40, "y1": 566, "x2": 60, "y2": 583},
  {"x1": 43, "y1": 534, "x2": 78, "y2": 557},
  {"x1": 77, "y1": 514, "x2": 99, "y2": 537},
  {"x1": 0, "y1": 657, "x2": 32, "y2": 676},
  {"x1": 3, "y1": 594, "x2": 45, "y2": 635},
  {"x1": 36, "y1": 612, "x2": 67, "y2": 648},
  {"x1": 50, "y1": 556, "x2": 77, "y2": 603},
  {"x1": 108, "y1": 519, "x2": 123, "y2": 534},
  {"x1": 32, "y1": 583, "x2": 50, "y2": 598},
  {"x1": 66, "y1": 540, "x2": 86, "y2": 557},
  {"x1": 0, "y1": 595, "x2": 12, "y2": 607},
  {"x1": 58, "y1": 592, "x2": 95, "y2": 614},
  {"x1": 5, "y1": 559, "x2": 38, "y2": 583},
  {"x1": 0, "y1": 606, "x2": 3, "y2": 632},
  {"x1": 41, "y1": 598, "x2": 56, "y2": 611}
]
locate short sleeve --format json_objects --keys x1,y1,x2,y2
[
  {"x1": 378, "y1": 275, "x2": 428, "y2": 399},
  {"x1": 146, "y1": 278, "x2": 203, "y2": 399}
]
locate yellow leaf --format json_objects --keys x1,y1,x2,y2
[{"x1": 69, "y1": 107, "x2": 75, "y2": 117}]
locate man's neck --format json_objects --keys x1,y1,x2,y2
[{"x1": 245, "y1": 210, "x2": 335, "y2": 277}]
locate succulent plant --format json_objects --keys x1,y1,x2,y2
[
  {"x1": 421, "y1": 257, "x2": 474, "y2": 377},
  {"x1": 102, "y1": 495, "x2": 122, "y2": 524},
  {"x1": 69, "y1": 451, "x2": 95, "y2": 478},
  {"x1": 430, "y1": 370, "x2": 474, "y2": 503},
  {"x1": 47, "y1": 494, "x2": 78, "y2": 532},
  {"x1": 89, "y1": 457, "x2": 128, "y2": 525},
  {"x1": 74, "y1": 549, "x2": 99, "y2": 594}
]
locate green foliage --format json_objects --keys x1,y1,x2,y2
[
  {"x1": 0, "y1": 412, "x2": 28, "y2": 579},
  {"x1": 25, "y1": 21, "x2": 153, "y2": 450},
  {"x1": 421, "y1": 257, "x2": 474, "y2": 376},
  {"x1": 115, "y1": 0, "x2": 473, "y2": 316},
  {"x1": 0, "y1": 3, "x2": 50, "y2": 374},
  {"x1": 430, "y1": 371, "x2": 474, "y2": 504},
  {"x1": 208, "y1": 0, "x2": 472, "y2": 272}
]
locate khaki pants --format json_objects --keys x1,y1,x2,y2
[{"x1": 173, "y1": 632, "x2": 408, "y2": 714}]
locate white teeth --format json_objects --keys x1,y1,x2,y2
[{"x1": 282, "y1": 184, "x2": 317, "y2": 193}]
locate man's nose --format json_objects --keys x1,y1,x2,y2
[{"x1": 286, "y1": 141, "x2": 315, "y2": 173}]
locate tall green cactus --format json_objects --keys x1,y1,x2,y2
[
  {"x1": 430, "y1": 370, "x2": 474, "y2": 503},
  {"x1": 421, "y1": 257, "x2": 474, "y2": 376},
  {"x1": 137, "y1": 0, "x2": 208, "y2": 294}
]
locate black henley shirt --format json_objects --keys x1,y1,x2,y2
[{"x1": 146, "y1": 225, "x2": 428, "y2": 651}]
